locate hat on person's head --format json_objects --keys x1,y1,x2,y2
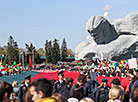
[
  {"x1": 111, "y1": 78, "x2": 121, "y2": 85},
  {"x1": 112, "y1": 72, "x2": 116, "y2": 77},
  {"x1": 25, "y1": 75, "x2": 31, "y2": 80},
  {"x1": 58, "y1": 71, "x2": 64, "y2": 76},
  {"x1": 67, "y1": 98, "x2": 79, "y2": 102},
  {"x1": 102, "y1": 78, "x2": 108, "y2": 82}
]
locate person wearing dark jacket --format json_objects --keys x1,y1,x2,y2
[
  {"x1": 84, "y1": 74, "x2": 99, "y2": 101},
  {"x1": 95, "y1": 78, "x2": 110, "y2": 102},
  {"x1": 60, "y1": 77, "x2": 74, "y2": 99},
  {"x1": 54, "y1": 71, "x2": 66, "y2": 93},
  {"x1": 18, "y1": 75, "x2": 31, "y2": 102},
  {"x1": 70, "y1": 74, "x2": 86, "y2": 100}
]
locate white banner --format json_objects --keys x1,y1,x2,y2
[{"x1": 128, "y1": 58, "x2": 137, "y2": 69}]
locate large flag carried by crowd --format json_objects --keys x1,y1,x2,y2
[{"x1": 75, "y1": 58, "x2": 138, "y2": 69}]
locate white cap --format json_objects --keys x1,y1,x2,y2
[{"x1": 67, "y1": 98, "x2": 79, "y2": 102}]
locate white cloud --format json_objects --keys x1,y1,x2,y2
[{"x1": 104, "y1": 5, "x2": 112, "y2": 11}]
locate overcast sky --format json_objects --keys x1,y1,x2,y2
[{"x1": 0, "y1": 0, "x2": 138, "y2": 51}]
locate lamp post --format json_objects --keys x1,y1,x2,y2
[{"x1": 32, "y1": 49, "x2": 35, "y2": 68}]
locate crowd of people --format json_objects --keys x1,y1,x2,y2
[
  {"x1": 1, "y1": 59, "x2": 138, "y2": 102},
  {"x1": 0, "y1": 63, "x2": 31, "y2": 76}
]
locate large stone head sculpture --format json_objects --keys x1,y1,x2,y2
[{"x1": 86, "y1": 16, "x2": 118, "y2": 44}]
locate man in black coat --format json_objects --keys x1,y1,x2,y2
[
  {"x1": 18, "y1": 75, "x2": 31, "y2": 102},
  {"x1": 84, "y1": 74, "x2": 99, "y2": 101},
  {"x1": 54, "y1": 71, "x2": 66, "y2": 93},
  {"x1": 60, "y1": 77, "x2": 74, "y2": 99},
  {"x1": 70, "y1": 74, "x2": 86, "y2": 100}
]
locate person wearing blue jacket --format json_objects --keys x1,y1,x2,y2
[{"x1": 84, "y1": 74, "x2": 99, "y2": 101}]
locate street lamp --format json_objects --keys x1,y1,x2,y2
[{"x1": 32, "y1": 49, "x2": 35, "y2": 68}]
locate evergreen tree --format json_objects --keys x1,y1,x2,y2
[
  {"x1": 6, "y1": 36, "x2": 19, "y2": 64},
  {"x1": 13, "y1": 42, "x2": 19, "y2": 63},
  {"x1": 35, "y1": 52, "x2": 42, "y2": 64},
  {"x1": 61, "y1": 38, "x2": 67, "y2": 60},
  {"x1": 51, "y1": 39, "x2": 60, "y2": 64},
  {"x1": 45, "y1": 40, "x2": 49, "y2": 63},
  {"x1": 47, "y1": 41, "x2": 52, "y2": 63},
  {"x1": 45, "y1": 40, "x2": 52, "y2": 63}
]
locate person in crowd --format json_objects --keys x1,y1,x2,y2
[
  {"x1": 127, "y1": 69, "x2": 134, "y2": 78},
  {"x1": 80, "y1": 97, "x2": 95, "y2": 102},
  {"x1": 52, "y1": 93, "x2": 66, "y2": 102},
  {"x1": 29, "y1": 78, "x2": 52, "y2": 102},
  {"x1": 10, "y1": 93, "x2": 19, "y2": 102},
  {"x1": 70, "y1": 74, "x2": 86, "y2": 100},
  {"x1": 36, "y1": 97, "x2": 57, "y2": 102},
  {"x1": 24, "y1": 90, "x2": 33, "y2": 102},
  {"x1": 18, "y1": 75, "x2": 31, "y2": 102},
  {"x1": 84, "y1": 74, "x2": 99, "y2": 101},
  {"x1": 90, "y1": 71, "x2": 98, "y2": 81},
  {"x1": 125, "y1": 76, "x2": 138, "y2": 102},
  {"x1": 54, "y1": 71, "x2": 66, "y2": 93},
  {"x1": 67, "y1": 98, "x2": 79, "y2": 102},
  {"x1": 51, "y1": 79, "x2": 57, "y2": 86},
  {"x1": 0, "y1": 81, "x2": 13, "y2": 102},
  {"x1": 128, "y1": 76, "x2": 138, "y2": 94},
  {"x1": 132, "y1": 87, "x2": 138, "y2": 102},
  {"x1": 129, "y1": 70, "x2": 138, "y2": 102},
  {"x1": 20, "y1": 80, "x2": 25, "y2": 87},
  {"x1": 60, "y1": 77, "x2": 74, "y2": 99},
  {"x1": 111, "y1": 78, "x2": 121, "y2": 87},
  {"x1": 95, "y1": 78, "x2": 110, "y2": 102},
  {"x1": 108, "y1": 86, "x2": 124, "y2": 102},
  {"x1": 12, "y1": 81, "x2": 19, "y2": 97}
]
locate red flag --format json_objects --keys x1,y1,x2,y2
[
  {"x1": 29, "y1": 55, "x2": 33, "y2": 68},
  {"x1": 99, "y1": 63, "x2": 102, "y2": 68},
  {"x1": 100, "y1": 60, "x2": 108, "y2": 67},
  {"x1": 101, "y1": 60, "x2": 108, "y2": 67}
]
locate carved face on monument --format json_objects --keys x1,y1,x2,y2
[
  {"x1": 89, "y1": 23, "x2": 106, "y2": 44},
  {"x1": 86, "y1": 16, "x2": 118, "y2": 44}
]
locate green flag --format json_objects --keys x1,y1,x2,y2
[{"x1": 13, "y1": 61, "x2": 16, "y2": 65}]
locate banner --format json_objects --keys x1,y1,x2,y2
[
  {"x1": 128, "y1": 58, "x2": 137, "y2": 69},
  {"x1": 29, "y1": 55, "x2": 33, "y2": 68}
]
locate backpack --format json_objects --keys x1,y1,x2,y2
[
  {"x1": 86, "y1": 80, "x2": 98, "y2": 100},
  {"x1": 96, "y1": 86, "x2": 109, "y2": 102}
]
